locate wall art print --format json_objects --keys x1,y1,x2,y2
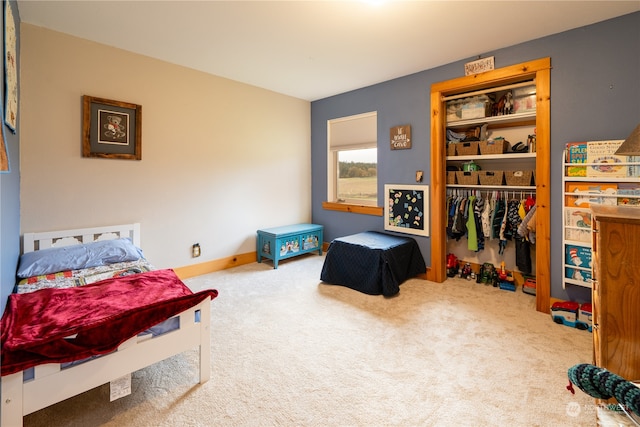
[
  {"x1": 82, "y1": 95, "x2": 142, "y2": 160},
  {"x1": 0, "y1": 97, "x2": 8, "y2": 172},
  {"x1": 4, "y1": 0, "x2": 17, "y2": 132},
  {"x1": 384, "y1": 184, "x2": 429, "y2": 237}
]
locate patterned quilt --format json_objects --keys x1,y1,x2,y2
[{"x1": 16, "y1": 259, "x2": 155, "y2": 294}]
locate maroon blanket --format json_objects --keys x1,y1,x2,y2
[{"x1": 1, "y1": 269, "x2": 218, "y2": 376}]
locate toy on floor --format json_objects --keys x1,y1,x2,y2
[
  {"x1": 551, "y1": 301, "x2": 592, "y2": 331},
  {"x1": 446, "y1": 253, "x2": 458, "y2": 277},
  {"x1": 567, "y1": 363, "x2": 640, "y2": 420},
  {"x1": 497, "y1": 261, "x2": 516, "y2": 291},
  {"x1": 522, "y1": 277, "x2": 536, "y2": 295}
]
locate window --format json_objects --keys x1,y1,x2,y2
[{"x1": 327, "y1": 112, "x2": 378, "y2": 207}]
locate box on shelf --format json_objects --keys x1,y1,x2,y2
[
  {"x1": 565, "y1": 244, "x2": 592, "y2": 269},
  {"x1": 586, "y1": 140, "x2": 626, "y2": 178},
  {"x1": 478, "y1": 170, "x2": 504, "y2": 186},
  {"x1": 504, "y1": 170, "x2": 533, "y2": 186},
  {"x1": 446, "y1": 143, "x2": 457, "y2": 156},
  {"x1": 454, "y1": 141, "x2": 480, "y2": 156},
  {"x1": 455, "y1": 170, "x2": 479, "y2": 185},
  {"x1": 565, "y1": 142, "x2": 588, "y2": 177},
  {"x1": 479, "y1": 139, "x2": 508, "y2": 155},
  {"x1": 512, "y1": 85, "x2": 536, "y2": 114},
  {"x1": 446, "y1": 95, "x2": 492, "y2": 121}
]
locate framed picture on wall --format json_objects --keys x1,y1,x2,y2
[
  {"x1": 0, "y1": 100, "x2": 8, "y2": 172},
  {"x1": 4, "y1": 0, "x2": 18, "y2": 132},
  {"x1": 384, "y1": 184, "x2": 429, "y2": 237},
  {"x1": 82, "y1": 95, "x2": 142, "y2": 160}
]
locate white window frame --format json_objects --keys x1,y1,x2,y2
[{"x1": 327, "y1": 112, "x2": 378, "y2": 206}]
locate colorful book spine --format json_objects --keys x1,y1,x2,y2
[{"x1": 565, "y1": 142, "x2": 587, "y2": 177}]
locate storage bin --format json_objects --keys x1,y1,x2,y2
[
  {"x1": 479, "y1": 139, "x2": 509, "y2": 155},
  {"x1": 454, "y1": 141, "x2": 480, "y2": 156},
  {"x1": 460, "y1": 95, "x2": 492, "y2": 120},
  {"x1": 513, "y1": 85, "x2": 536, "y2": 114},
  {"x1": 456, "y1": 170, "x2": 479, "y2": 185},
  {"x1": 478, "y1": 170, "x2": 505, "y2": 186},
  {"x1": 504, "y1": 170, "x2": 533, "y2": 186},
  {"x1": 446, "y1": 143, "x2": 457, "y2": 156},
  {"x1": 446, "y1": 171, "x2": 457, "y2": 184}
]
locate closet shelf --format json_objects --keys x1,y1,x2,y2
[
  {"x1": 448, "y1": 153, "x2": 536, "y2": 161},
  {"x1": 446, "y1": 111, "x2": 536, "y2": 129},
  {"x1": 447, "y1": 184, "x2": 536, "y2": 190}
]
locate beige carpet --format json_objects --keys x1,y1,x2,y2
[{"x1": 24, "y1": 253, "x2": 598, "y2": 427}]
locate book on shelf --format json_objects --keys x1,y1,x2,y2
[
  {"x1": 586, "y1": 140, "x2": 626, "y2": 178},
  {"x1": 564, "y1": 207, "x2": 592, "y2": 229},
  {"x1": 564, "y1": 182, "x2": 618, "y2": 207},
  {"x1": 565, "y1": 227, "x2": 591, "y2": 244},
  {"x1": 617, "y1": 182, "x2": 640, "y2": 206},
  {"x1": 564, "y1": 244, "x2": 592, "y2": 269},
  {"x1": 564, "y1": 266, "x2": 592, "y2": 285},
  {"x1": 565, "y1": 142, "x2": 587, "y2": 177},
  {"x1": 628, "y1": 155, "x2": 640, "y2": 177}
]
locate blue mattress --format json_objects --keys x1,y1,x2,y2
[{"x1": 320, "y1": 231, "x2": 426, "y2": 296}]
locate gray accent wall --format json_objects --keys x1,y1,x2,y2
[{"x1": 311, "y1": 12, "x2": 640, "y2": 302}]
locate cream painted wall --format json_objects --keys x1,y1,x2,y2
[{"x1": 19, "y1": 24, "x2": 311, "y2": 269}]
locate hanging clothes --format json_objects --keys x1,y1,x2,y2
[
  {"x1": 474, "y1": 194, "x2": 485, "y2": 251},
  {"x1": 481, "y1": 193, "x2": 493, "y2": 239},
  {"x1": 466, "y1": 195, "x2": 478, "y2": 251}
]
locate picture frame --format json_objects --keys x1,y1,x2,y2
[
  {"x1": 82, "y1": 95, "x2": 142, "y2": 160},
  {"x1": 0, "y1": 99, "x2": 9, "y2": 172},
  {"x1": 4, "y1": 0, "x2": 17, "y2": 132},
  {"x1": 384, "y1": 184, "x2": 429, "y2": 237}
]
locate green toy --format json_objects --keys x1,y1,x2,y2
[{"x1": 567, "y1": 363, "x2": 640, "y2": 418}]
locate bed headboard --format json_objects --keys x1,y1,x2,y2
[{"x1": 22, "y1": 223, "x2": 141, "y2": 253}]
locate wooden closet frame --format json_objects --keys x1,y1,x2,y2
[{"x1": 428, "y1": 57, "x2": 551, "y2": 313}]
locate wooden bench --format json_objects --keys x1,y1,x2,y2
[{"x1": 256, "y1": 223, "x2": 323, "y2": 269}]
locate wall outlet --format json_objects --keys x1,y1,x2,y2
[{"x1": 192, "y1": 243, "x2": 201, "y2": 257}]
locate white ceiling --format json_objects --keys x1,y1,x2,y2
[{"x1": 17, "y1": 1, "x2": 640, "y2": 101}]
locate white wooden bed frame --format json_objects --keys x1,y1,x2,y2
[{"x1": 1, "y1": 223, "x2": 212, "y2": 427}]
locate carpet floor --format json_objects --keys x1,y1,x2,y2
[{"x1": 24, "y1": 253, "x2": 598, "y2": 427}]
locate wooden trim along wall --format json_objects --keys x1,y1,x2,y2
[
  {"x1": 174, "y1": 252, "x2": 257, "y2": 279},
  {"x1": 428, "y1": 57, "x2": 551, "y2": 314}
]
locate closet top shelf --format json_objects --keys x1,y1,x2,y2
[
  {"x1": 447, "y1": 184, "x2": 536, "y2": 190},
  {"x1": 447, "y1": 111, "x2": 536, "y2": 129}
]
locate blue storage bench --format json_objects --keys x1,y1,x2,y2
[{"x1": 257, "y1": 223, "x2": 323, "y2": 269}]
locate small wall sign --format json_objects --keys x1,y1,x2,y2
[
  {"x1": 464, "y1": 56, "x2": 495, "y2": 76},
  {"x1": 390, "y1": 125, "x2": 411, "y2": 150}
]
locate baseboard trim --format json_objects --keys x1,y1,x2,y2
[{"x1": 174, "y1": 252, "x2": 256, "y2": 279}]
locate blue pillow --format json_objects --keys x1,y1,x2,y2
[{"x1": 17, "y1": 238, "x2": 145, "y2": 278}]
